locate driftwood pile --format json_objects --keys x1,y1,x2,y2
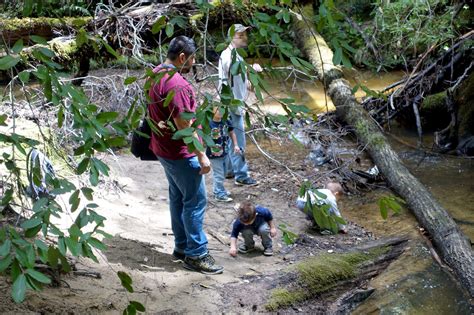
[{"x1": 362, "y1": 31, "x2": 474, "y2": 154}]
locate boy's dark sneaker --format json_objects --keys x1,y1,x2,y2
[
  {"x1": 183, "y1": 254, "x2": 224, "y2": 275},
  {"x1": 172, "y1": 250, "x2": 185, "y2": 261},
  {"x1": 238, "y1": 244, "x2": 255, "y2": 254},
  {"x1": 235, "y1": 177, "x2": 258, "y2": 186},
  {"x1": 263, "y1": 247, "x2": 273, "y2": 256},
  {"x1": 225, "y1": 173, "x2": 235, "y2": 179}
]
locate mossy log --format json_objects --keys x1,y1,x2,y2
[
  {"x1": 0, "y1": 37, "x2": 93, "y2": 85},
  {"x1": 293, "y1": 4, "x2": 474, "y2": 297},
  {"x1": 266, "y1": 237, "x2": 408, "y2": 312},
  {"x1": 0, "y1": 17, "x2": 91, "y2": 46}
]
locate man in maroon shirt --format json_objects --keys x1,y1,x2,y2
[{"x1": 148, "y1": 36, "x2": 223, "y2": 274}]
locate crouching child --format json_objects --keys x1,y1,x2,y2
[
  {"x1": 229, "y1": 201, "x2": 277, "y2": 257},
  {"x1": 296, "y1": 182, "x2": 348, "y2": 234}
]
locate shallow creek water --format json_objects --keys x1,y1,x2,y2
[{"x1": 261, "y1": 71, "x2": 473, "y2": 313}]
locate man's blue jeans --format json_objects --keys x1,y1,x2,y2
[
  {"x1": 226, "y1": 111, "x2": 249, "y2": 181},
  {"x1": 210, "y1": 157, "x2": 229, "y2": 198},
  {"x1": 158, "y1": 156, "x2": 208, "y2": 258}
]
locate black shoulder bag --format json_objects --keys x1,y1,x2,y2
[{"x1": 131, "y1": 118, "x2": 158, "y2": 161}]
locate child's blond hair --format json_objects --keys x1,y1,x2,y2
[{"x1": 326, "y1": 182, "x2": 344, "y2": 195}]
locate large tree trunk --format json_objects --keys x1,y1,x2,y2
[{"x1": 292, "y1": 4, "x2": 474, "y2": 297}]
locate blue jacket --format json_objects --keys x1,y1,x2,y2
[{"x1": 231, "y1": 206, "x2": 273, "y2": 238}]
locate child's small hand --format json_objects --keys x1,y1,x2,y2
[
  {"x1": 229, "y1": 247, "x2": 238, "y2": 257},
  {"x1": 233, "y1": 146, "x2": 241, "y2": 154},
  {"x1": 270, "y1": 227, "x2": 277, "y2": 238}
]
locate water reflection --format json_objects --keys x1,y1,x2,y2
[{"x1": 260, "y1": 70, "x2": 405, "y2": 115}]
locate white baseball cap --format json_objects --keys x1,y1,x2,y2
[{"x1": 228, "y1": 24, "x2": 251, "y2": 37}]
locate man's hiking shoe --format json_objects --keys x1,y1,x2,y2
[
  {"x1": 238, "y1": 244, "x2": 255, "y2": 254},
  {"x1": 215, "y1": 195, "x2": 233, "y2": 202},
  {"x1": 235, "y1": 177, "x2": 258, "y2": 186},
  {"x1": 263, "y1": 247, "x2": 273, "y2": 256},
  {"x1": 172, "y1": 250, "x2": 185, "y2": 261},
  {"x1": 183, "y1": 254, "x2": 224, "y2": 275}
]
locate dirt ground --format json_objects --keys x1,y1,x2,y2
[{"x1": 0, "y1": 136, "x2": 381, "y2": 314}]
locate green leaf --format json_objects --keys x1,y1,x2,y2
[
  {"x1": 69, "y1": 224, "x2": 81, "y2": 239},
  {"x1": 12, "y1": 274, "x2": 27, "y2": 302},
  {"x1": 25, "y1": 274, "x2": 42, "y2": 291},
  {"x1": 215, "y1": 43, "x2": 227, "y2": 52},
  {"x1": 0, "y1": 55, "x2": 20, "y2": 70},
  {"x1": 57, "y1": 105, "x2": 65, "y2": 128},
  {"x1": 24, "y1": 225, "x2": 42, "y2": 238},
  {"x1": 59, "y1": 255, "x2": 71, "y2": 272},
  {"x1": 69, "y1": 190, "x2": 80, "y2": 213},
  {"x1": 12, "y1": 39, "x2": 24, "y2": 54},
  {"x1": 89, "y1": 166, "x2": 99, "y2": 186},
  {"x1": 244, "y1": 112, "x2": 251, "y2": 129},
  {"x1": 379, "y1": 200, "x2": 388, "y2": 220},
  {"x1": 47, "y1": 247, "x2": 60, "y2": 268},
  {"x1": 130, "y1": 301, "x2": 145, "y2": 312},
  {"x1": 26, "y1": 269, "x2": 51, "y2": 284},
  {"x1": 172, "y1": 127, "x2": 194, "y2": 140},
  {"x1": 96, "y1": 111, "x2": 119, "y2": 124},
  {"x1": 0, "y1": 254, "x2": 13, "y2": 272},
  {"x1": 0, "y1": 239, "x2": 12, "y2": 256},
  {"x1": 30, "y1": 35, "x2": 48, "y2": 45},
  {"x1": 65, "y1": 237, "x2": 79, "y2": 256},
  {"x1": 23, "y1": 0, "x2": 33, "y2": 16},
  {"x1": 333, "y1": 216, "x2": 346, "y2": 225},
  {"x1": 126, "y1": 304, "x2": 137, "y2": 315},
  {"x1": 333, "y1": 47, "x2": 342, "y2": 65},
  {"x1": 192, "y1": 137, "x2": 204, "y2": 152},
  {"x1": 18, "y1": 70, "x2": 30, "y2": 84},
  {"x1": 81, "y1": 187, "x2": 94, "y2": 201},
  {"x1": 0, "y1": 114, "x2": 7, "y2": 126},
  {"x1": 58, "y1": 237, "x2": 67, "y2": 256},
  {"x1": 165, "y1": 24, "x2": 174, "y2": 37},
  {"x1": 92, "y1": 158, "x2": 109, "y2": 176},
  {"x1": 117, "y1": 271, "x2": 134, "y2": 293},
  {"x1": 88, "y1": 237, "x2": 107, "y2": 251},
  {"x1": 77, "y1": 157, "x2": 90, "y2": 175},
  {"x1": 152, "y1": 16, "x2": 166, "y2": 34},
  {"x1": 32, "y1": 198, "x2": 48, "y2": 213},
  {"x1": 163, "y1": 90, "x2": 175, "y2": 108},
  {"x1": 341, "y1": 53, "x2": 352, "y2": 68},
  {"x1": 351, "y1": 84, "x2": 359, "y2": 94},
  {"x1": 101, "y1": 40, "x2": 119, "y2": 59},
  {"x1": 124, "y1": 76, "x2": 137, "y2": 85},
  {"x1": 38, "y1": 47, "x2": 55, "y2": 58},
  {"x1": 255, "y1": 12, "x2": 271, "y2": 22},
  {"x1": 21, "y1": 217, "x2": 42, "y2": 230},
  {"x1": 76, "y1": 28, "x2": 88, "y2": 47}
]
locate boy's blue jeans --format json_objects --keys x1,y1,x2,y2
[
  {"x1": 242, "y1": 222, "x2": 272, "y2": 249},
  {"x1": 210, "y1": 157, "x2": 229, "y2": 198},
  {"x1": 225, "y1": 111, "x2": 249, "y2": 181},
  {"x1": 158, "y1": 156, "x2": 208, "y2": 258}
]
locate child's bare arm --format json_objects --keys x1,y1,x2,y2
[
  {"x1": 229, "y1": 237, "x2": 238, "y2": 257},
  {"x1": 268, "y1": 220, "x2": 277, "y2": 238},
  {"x1": 229, "y1": 130, "x2": 241, "y2": 154}
]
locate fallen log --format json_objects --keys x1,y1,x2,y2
[
  {"x1": 0, "y1": 17, "x2": 90, "y2": 46},
  {"x1": 292, "y1": 4, "x2": 474, "y2": 297},
  {"x1": 265, "y1": 236, "x2": 409, "y2": 312}
]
